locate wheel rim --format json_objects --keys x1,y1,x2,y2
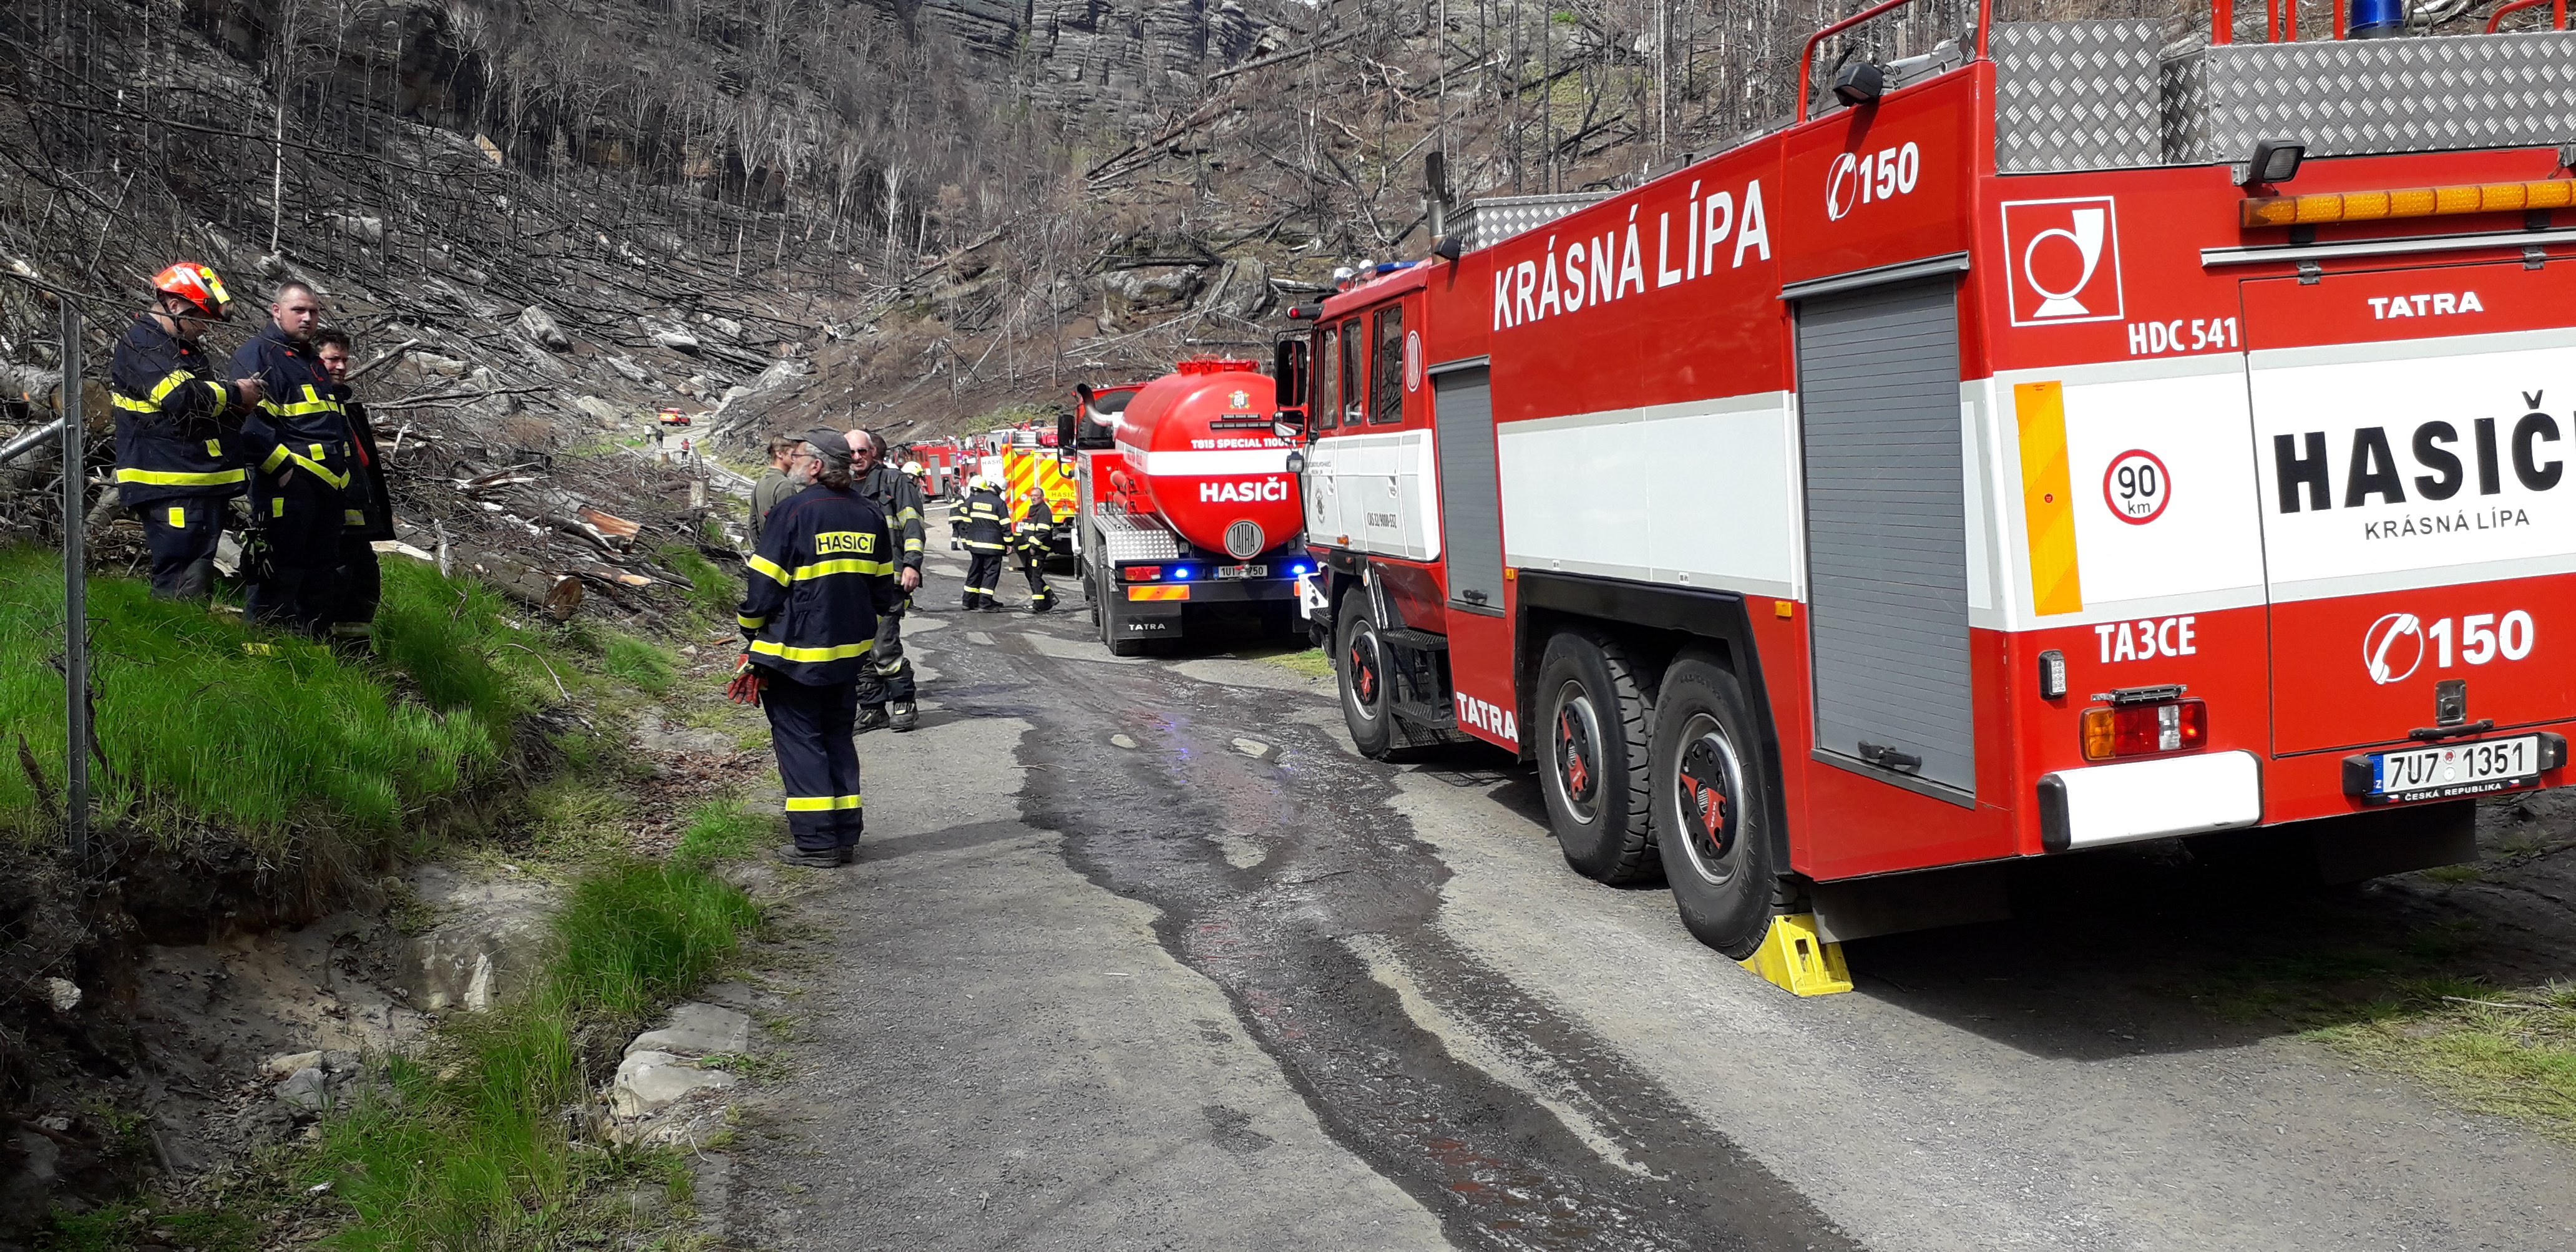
[
  {"x1": 1552, "y1": 682, "x2": 1604, "y2": 822},
  {"x1": 1672, "y1": 713, "x2": 1744, "y2": 886},
  {"x1": 1346, "y1": 628, "x2": 1385, "y2": 723}
]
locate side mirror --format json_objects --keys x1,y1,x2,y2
[
  {"x1": 1272, "y1": 338, "x2": 1310, "y2": 410},
  {"x1": 1054, "y1": 408, "x2": 1076, "y2": 467},
  {"x1": 1272, "y1": 409, "x2": 1307, "y2": 443}
]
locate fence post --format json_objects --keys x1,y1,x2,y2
[{"x1": 60, "y1": 303, "x2": 89, "y2": 860}]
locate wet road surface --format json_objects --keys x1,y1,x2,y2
[{"x1": 723, "y1": 535, "x2": 2576, "y2": 1251}]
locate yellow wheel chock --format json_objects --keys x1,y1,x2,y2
[{"x1": 1738, "y1": 912, "x2": 1853, "y2": 997}]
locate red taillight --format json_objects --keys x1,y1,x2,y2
[
  {"x1": 2080, "y1": 699, "x2": 2207, "y2": 761},
  {"x1": 1122, "y1": 565, "x2": 1163, "y2": 581}
]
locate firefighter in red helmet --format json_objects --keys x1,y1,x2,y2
[{"x1": 109, "y1": 263, "x2": 266, "y2": 600}]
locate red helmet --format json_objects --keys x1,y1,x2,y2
[{"x1": 151, "y1": 262, "x2": 232, "y2": 319}]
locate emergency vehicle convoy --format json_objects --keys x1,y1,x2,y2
[
  {"x1": 1000, "y1": 427, "x2": 1080, "y2": 554},
  {"x1": 1063, "y1": 361, "x2": 1312, "y2": 655},
  {"x1": 1282, "y1": 2, "x2": 2576, "y2": 993}
]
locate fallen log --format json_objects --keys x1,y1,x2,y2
[{"x1": 454, "y1": 544, "x2": 584, "y2": 620}]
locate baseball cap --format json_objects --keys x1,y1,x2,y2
[{"x1": 799, "y1": 428, "x2": 853, "y2": 466}]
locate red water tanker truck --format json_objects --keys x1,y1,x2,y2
[{"x1": 1061, "y1": 359, "x2": 1312, "y2": 655}]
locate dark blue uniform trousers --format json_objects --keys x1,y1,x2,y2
[
  {"x1": 137, "y1": 497, "x2": 224, "y2": 600},
  {"x1": 247, "y1": 485, "x2": 344, "y2": 633},
  {"x1": 764, "y1": 676, "x2": 864, "y2": 851}
]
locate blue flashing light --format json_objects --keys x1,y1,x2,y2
[
  {"x1": 1290, "y1": 563, "x2": 1310, "y2": 576},
  {"x1": 1171, "y1": 566, "x2": 1194, "y2": 581}
]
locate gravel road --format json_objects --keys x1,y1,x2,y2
[{"x1": 721, "y1": 529, "x2": 2576, "y2": 1251}]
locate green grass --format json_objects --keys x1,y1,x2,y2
[
  {"x1": 2318, "y1": 979, "x2": 2576, "y2": 1140},
  {"x1": 1256, "y1": 644, "x2": 1333, "y2": 678},
  {"x1": 655, "y1": 544, "x2": 738, "y2": 624},
  {"x1": 0, "y1": 549, "x2": 568, "y2": 848},
  {"x1": 674, "y1": 798, "x2": 771, "y2": 868},
  {"x1": 304, "y1": 858, "x2": 759, "y2": 1248},
  {"x1": 40, "y1": 1201, "x2": 261, "y2": 1252},
  {"x1": 603, "y1": 633, "x2": 677, "y2": 696}
]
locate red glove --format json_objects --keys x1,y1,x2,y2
[{"x1": 724, "y1": 652, "x2": 764, "y2": 707}]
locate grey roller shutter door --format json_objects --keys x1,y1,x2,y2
[
  {"x1": 1797, "y1": 278, "x2": 1974, "y2": 795},
  {"x1": 1433, "y1": 366, "x2": 1503, "y2": 609}
]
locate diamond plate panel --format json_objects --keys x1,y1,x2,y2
[
  {"x1": 1993, "y1": 21, "x2": 2164, "y2": 173},
  {"x1": 2165, "y1": 31, "x2": 2576, "y2": 164},
  {"x1": 1094, "y1": 505, "x2": 1181, "y2": 563},
  {"x1": 1458, "y1": 193, "x2": 1611, "y2": 250}
]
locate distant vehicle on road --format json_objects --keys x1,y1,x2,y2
[
  {"x1": 658, "y1": 407, "x2": 691, "y2": 427},
  {"x1": 1065, "y1": 360, "x2": 1309, "y2": 656}
]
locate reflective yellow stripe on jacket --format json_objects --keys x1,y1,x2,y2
[
  {"x1": 116, "y1": 467, "x2": 246, "y2": 486},
  {"x1": 748, "y1": 638, "x2": 876, "y2": 663},
  {"x1": 791, "y1": 557, "x2": 895, "y2": 580},
  {"x1": 112, "y1": 369, "x2": 230, "y2": 417}
]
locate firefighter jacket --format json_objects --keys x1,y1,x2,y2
[
  {"x1": 856, "y1": 462, "x2": 927, "y2": 570},
  {"x1": 228, "y1": 325, "x2": 351, "y2": 500},
  {"x1": 1015, "y1": 496, "x2": 1057, "y2": 556},
  {"x1": 337, "y1": 389, "x2": 396, "y2": 540},
  {"x1": 109, "y1": 316, "x2": 246, "y2": 507},
  {"x1": 954, "y1": 488, "x2": 1008, "y2": 552},
  {"x1": 736, "y1": 483, "x2": 899, "y2": 685}
]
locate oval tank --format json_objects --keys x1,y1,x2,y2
[{"x1": 1113, "y1": 359, "x2": 1299, "y2": 559}]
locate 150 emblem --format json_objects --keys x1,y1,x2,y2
[{"x1": 2363, "y1": 609, "x2": 2535, "y2": 685}]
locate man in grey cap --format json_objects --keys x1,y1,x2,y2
[{"x1": 846, "y1": 427, "x2": 926, "y2": 732}]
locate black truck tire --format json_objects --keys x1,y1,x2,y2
[
  {"x1": 1535, "y1": 630, "x2": 1658, "y2": 884},
  {"x1": 1649, "y1": 653, "x2": 1777, "y2": 959},
  {"x1": 1335, "y1": 596, "x2": 1399, "y2": 758}
]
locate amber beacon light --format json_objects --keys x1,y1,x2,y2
[{"x1": 2241, "y1": 178, "x2": 2576, "y2": 228}]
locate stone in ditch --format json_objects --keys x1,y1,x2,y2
[
  {"x1": 265, "y1": 1050, "x2": 324, "y2": 1077},
  {"x1": 625, "y1": 1002, "x2": 751, "y2": 1059},
  {"x1": 610, "y1": 1051, "x2": 736, "y2": 1118},
  {"x1": 277, "y1": 1067, "x2": 331, "y2": 1115}
]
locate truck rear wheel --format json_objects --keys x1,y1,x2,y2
[
  {"x1": 1536, "y1": 631, "x2": 1657, "y2": 884},
  {"x1": 1649, "y1": 655, "x2": 1775, "y2": 958}
]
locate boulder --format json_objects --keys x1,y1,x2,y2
[
  {"x1": 573, "y1": 395, "x2": 624, "y2": 426},
  {"x1": 624, "y1": 1003, "x2": 751, "y2": 1059},
  {"x1": 397, "y1": 866, "x2": 557, "y2": 1012},
  {"x1": 42, "y1": 977, "x2": 79, "y2": 1012},
  {"x1": 517, "y1": 305, "x2": 572, "y2": 351},
  {"x1": 276, "y1": 1066, "x2": 330, "y2": 1115},
  {"x1": 605, "y1": 355, "x2": 652, "y2": 384},
  {"x1": 651, "y1": 327, "x2": 702, "y2": 355},
  {"x1": 265, "y1": 1050, "x2": 323, "y2": 1077},
  {"x1": 610, "y1": 1050, "x2": 735, "y2": 1118},
  {"x1": 1102, "y1": 266, "x2": 1204, "y2": 318}
]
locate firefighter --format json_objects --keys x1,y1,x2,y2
[
  {"x1": 954, "y1": 478, "x2": 1009, "y2": 611},
  {"x1": 845, "y1": 428, "x2": 926, "y2": 731},
  {"x1": 734, "y1": 429, "x2": 897, "y2": 868},
  {"x1": 1015, "y1": 492, "x2": 1058, "y2": 613},
  {"x1": 109, "y1": 262, "x2": 263, "y2": 600},
  {"x1": 230, "y1": 280, "x2": 351, "y2": 634},
  {"x1": 313, "y1": 328, "x2": 391, "y2": 648},
  {"x1": 749, "y1": 436, "x2": 799, "y2": 547}
]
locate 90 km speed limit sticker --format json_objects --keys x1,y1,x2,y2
[{"x1": 2103, "y1": 449, "x2": 2169, "y2": 525}]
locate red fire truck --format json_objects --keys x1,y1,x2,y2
[
  {"x1": 1284, "y1": 2, "x2": 2576, "y2": 993},
  {"x1": 1063, "y1": 361, "x2": 1313, "y2": 654}
]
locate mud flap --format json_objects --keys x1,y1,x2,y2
[{"x1": 1738, "y1": 912, "x2": 1853, "y2": 997}]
